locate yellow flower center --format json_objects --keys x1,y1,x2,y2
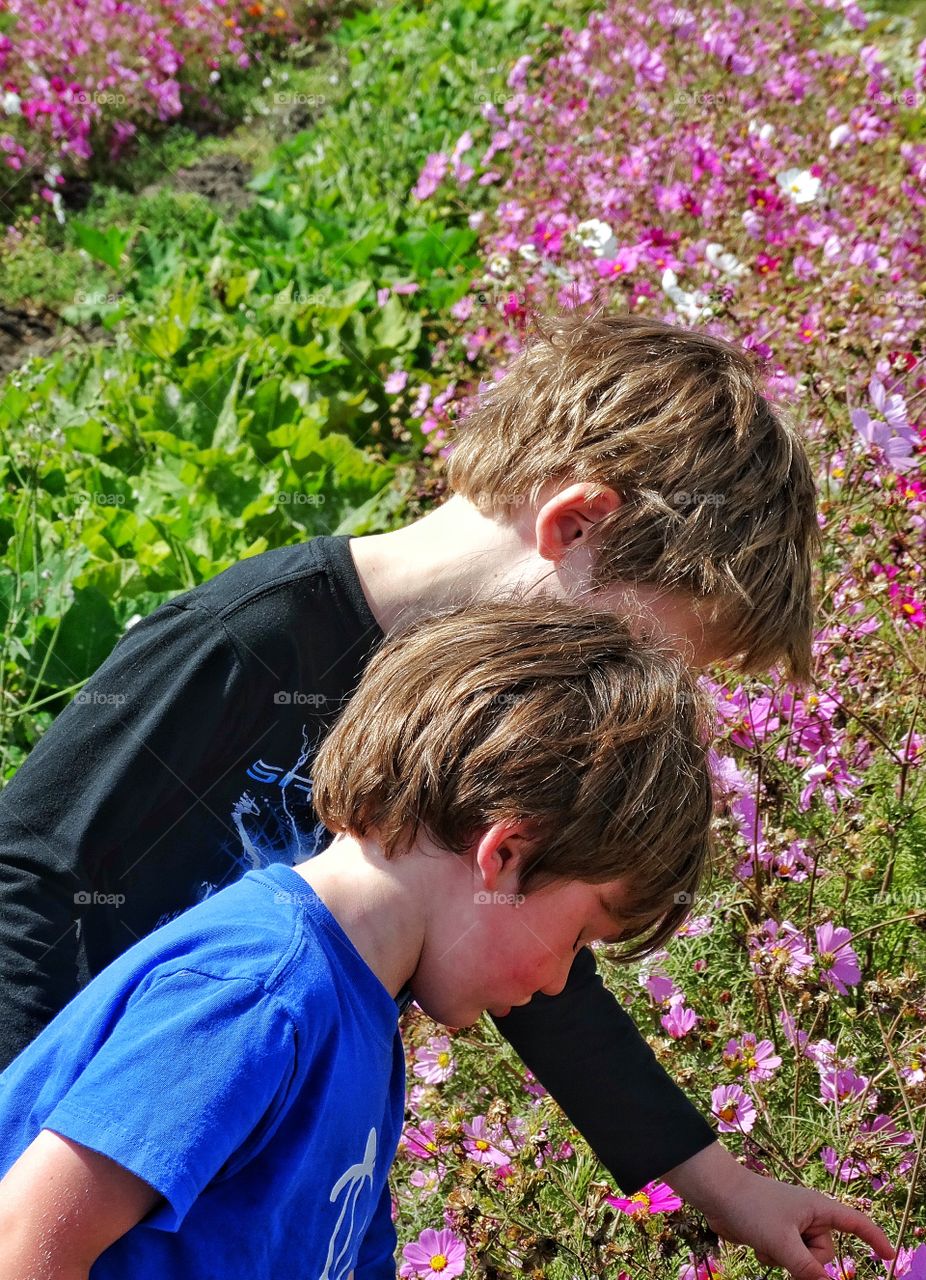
[
  {"x1": 630, "y1": 1192, "x2": 651, "y2": 1212},
  {"x1": 475, "y1": 1139, "x2": 489, "y2": 1151},
  {"x1": 430, "y1": 1254, "x2": 448, "y2": 1271},
  {"x1": 902, "y1": 603, "x2": 915, "y2": 615},
  {"x1": 746, "y1": 1055, "x2": 759, "y2": 1070},
  {"x1": 437, "y1": 1051, "x2": 451, "y2": 1068}
]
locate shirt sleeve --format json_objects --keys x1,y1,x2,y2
[
  {"x1": 491, "y1": 944, "x2": 717, "y2": 1193},
  {"x1": 0, "y1": 601, "x2": 252, "y2": 1071},
  {"x1": 41, "y1": 968, "x2": 297, "y2": 1231},
  {"x1": 354, "y1": 1179, "x2": 398, "y2": 1280}
]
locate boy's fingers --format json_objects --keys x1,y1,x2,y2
[
  {"x1": 826, "y1": 1204, "x2": 896, "y2": 1260},
  {"x1": 775, "y1": 1238, "x2": 829, "y2": 1280}
]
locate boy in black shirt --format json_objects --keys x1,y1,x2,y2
[{"x1": 1, "y1": 313, "x2": 857, "y2": 1277}]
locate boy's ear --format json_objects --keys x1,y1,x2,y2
[
  {"x1": 535, "y1": 483, "x2": 621, "y2": 564},
  {"x1": 473, "y1": 821, "x2": 537, "y2": 890}
]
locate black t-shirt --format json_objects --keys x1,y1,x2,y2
[{"x1": 0, "y1": 534, "x2": 716, "y2": 1191}]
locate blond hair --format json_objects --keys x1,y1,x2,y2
[
  {"x1": 310, "y1": 599, "x2": 715, "y2": 963},
  {"x1": 445, "y1": 305, "x2": 820, "y2": 684}
]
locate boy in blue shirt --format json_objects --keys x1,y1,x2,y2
[{"x1": 0, "y1": 600, "x2": 895, "y2": 1279}]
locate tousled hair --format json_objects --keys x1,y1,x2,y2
[
  {"x1": 445, "y1": 304, "x2": 820, "y2": 684},
  {"x1": 310, "y1": 598, "x2": 716, "y2": 963}
]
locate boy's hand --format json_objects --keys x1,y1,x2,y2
[{"x1": 664, "y1": 1141, "x2": 895, "y2": 1280}]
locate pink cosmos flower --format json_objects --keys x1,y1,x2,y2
[
  {"x1": 400, "y1": 1227, "x2": 466, "y2": 1280},
  {"x1": 643, "y1": 971, "x2": 679, "y2": 1004},
  {"x1": 824, "y1": 1255, "x2": 857, "y2": 1280},
  {"x1": 750, "y1": 919, "x2": 814, "y2": 977},
  {"x1": 462, "y1": 1115, "x2": 510, "y2": 1166},
  {"x1": 852, "y1": 406, "x2": 916, "y2": 471},
  {"x1": 814, "y1": 923, "x2": 861, "y2": 995},
  {"x1": 522, "y1": 1068, "x2": 548, "y2": 1099},
  {"x1": 412, "y1": 152, "x2": 449, "y2": 202},
  {"x1": 799, "y1": 754, "x2": 859, "y2": 812},
  {"x1": 606, "y1": 1178, "x2": 683, "y2": 1215},
  {"x1": 400, "y1": 1121, "x2": 444, "y2": 1161},
  {"x1": 661, "y1": 994, "x2": 700, "y2": 1039},
  {"x1": 679, "y1": 1253, "x2": 723, "y2": 1280},
  {"x1": 384, "y1": 369, "x2": 408, "y2": 394},
  {"x1": 889, "y1": 584, "x2": 925, "y2": 628},
  {"x1": 722, "y1": 1032, "x2": 782, "y2": 1082},
  {"x1": 710, "y1": 1083, "x2": 757, "y2": 1133},
  {"x1": 819, "y1": 1066, "x2": 869, "y2": 1104},
  {"x1": 413, "y1": 1035, "x2": 456, "y2": 1084},
  {"x1": 895, "y1": 1243, "x2": 926, "y2": 1279},
  {"x1": 901, "y1": 1044, "x2": 926, "y2": 1086}
]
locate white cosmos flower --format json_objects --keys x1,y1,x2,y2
[
  {"x1": 486, "y1": 253, "x2": 511, "y2": 278},
  {"x1": 776, "y1": 168, "x2": 821, "y2": 204},
  {"x1": 661, "y1": 268, "x2": 713, "y2": 322},
  {"x1": 747, "y1": 120, "x2": 774, "y2": 143},
  {"x1": 573, "y1": 218, "x2": 618, "y2": 257},
  {"x1": 517, "y1": 243, "x2": 540, "y2": 263},
  {"x1": 829, "y1": 123, "x2": 853, "y2": 148},
  {"x1": 705, "y1": 242, "x2": 749, "y2": 278},
  {"x1": 1, "y1": 91, "x2": 21, "y2": 116}
]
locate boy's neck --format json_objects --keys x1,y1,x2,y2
[
  {"x1": 290, "y1": 835, "x2": 428, "y2": 1000},
  {"x1": 348, "y1": 494, "x2": 546, "y2": 635}
]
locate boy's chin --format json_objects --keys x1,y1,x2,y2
[{"x1": 409, "y1": 989, "x2": 480, "y2": 1030}]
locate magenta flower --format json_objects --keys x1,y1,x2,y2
[
  {"x1": 606, "y1": 1178, "x2": 683, "y2": 1216},
  {"x1": 896, "y1": 1243, "x2": 926, "y2": 1279},
  {"x1": 462, "y1": 1115, "x2": 510, "y2": 1166},
  {"x1": 799, "y1": 754, "x2": 859, "y2": 812},
  {"x1": 821, "y1": 1145, "x2": 866, "y2": 1182},
  {"x1": 750, "y1": 919, "x2": 814, "y2": 978},
  {"x1": 661, "y1": 998, "x2": 700, "y2": 1039},
  {"x1": 643, "y1": 971, "x2": 678, "y2": 1004},
  {"x1": 679, "y1": 1254, "x2": 722, "y2": 1280},
  {"x1": 413, "y1": 1035, "x2": 456, "y2": 1084},
  {"x1": 819, "y1": 1066, "x2": 869, "y2": 1104},
  {"x1": 412, "y1": 152, "x2": 450, "y2": 202},
  {"x1": 814, "y1": 923, "x2": 861, "y2": 995},
  {"x1": 400, "y1": 1121, "x2": 444, "y2": 1161},
  {"x1": 722, "y1": 1032, "x2": 782, "y2": 1082},
  {"x1": 901, "y1": 1045, "x2": 926, "y2": 1086},
  {"x1": 384, "y1": 369, "x2": 408, "y2": 394},
  {"x1": 710, "y1": 1083, "x2": 757, "y2": 1133},
  {"x1": 400, "y1": 1227, "x2": 466, "y2": 1280}
]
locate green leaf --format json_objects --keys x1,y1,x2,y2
[{"x1": 71, "y1": 222, "x2": 130, "y2": 270}]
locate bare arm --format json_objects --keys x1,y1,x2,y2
[{"x1": 0, "y1": 1129, "x2": 162, "y2": 1279}]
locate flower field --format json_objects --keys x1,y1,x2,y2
[{"x1": 1, "y1": 0, "x2": 925, "y2": 1277}]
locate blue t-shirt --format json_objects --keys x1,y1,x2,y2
[{"x1": 0, "y1": 863, "x2": 406, "y2": 1279}]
